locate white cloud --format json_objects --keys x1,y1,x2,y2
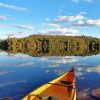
[
  {"x1": 71, "y1": 0, "x2": 79, "y2": 3},
  {"x1": 0, "y1": 24, "x2": 8, "y2": 28},
  {"x1": 71, "y1": 0, "x2": 93, "y2": 3},
  {"x1": 39, "y1": 27, "x2": 79, "y2": 35},
  {"x1": 73, "y1": 19, "x2": 100, "y2": 27},
  {"x1": 87, "y1": 19, "x2": 100, "y2": 26},
  {"x1": 45, "y1": 18, "x2": 50, "y2": 21},
  {"x1": 0, "y1": 15, "x2": 7, "y2": 20},
  {"x1": 47, "y1": 23, "x2": 60, "y2": 27},
  {"x1": 79, "y1": 12, "x2": 86, "y2": 15},
  {"x1": 15, "y1": 25, "x2": 34, "y2": 29},
  {"x1": 55, "y1": 14, "x2": 84, "y2": 22},
  {"x1": 85, "y1": 0, "x2": 93, "y2": 3},
  {"x1": 78, "y1": 20, "x2": 85, "y2": 24},
  {"x1": 0, "y1": 2, "x2": 28, "y2": 11},
  {"x1": 5, "y1": 30, "x2": 35, "y2": 39}
]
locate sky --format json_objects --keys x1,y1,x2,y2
[{"x1": 0, "y1": 0, "x2": 100, "y2": 39}]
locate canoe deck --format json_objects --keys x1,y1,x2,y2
[
  {"x1": 24, "y1": 68, "x2": 76, "y2": 100},
  {"x1": 36, "y1": 74, "x2": 74, "y2": 100}
]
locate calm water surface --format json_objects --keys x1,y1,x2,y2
[{"x1": 0, "y1": 51, "x2": 100, "y2": 100}]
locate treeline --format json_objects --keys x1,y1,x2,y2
[
  {"x1": 7, "y1": 35, "x2": 100, "y2": 56},
  {"x1": 0, "y1": 39, "x2": 8, "y2": 50},
  {"x1": 7, "y1": 35, "x2": 100, "y2": 48}
]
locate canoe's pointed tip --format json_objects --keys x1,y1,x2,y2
[{"x1": 69, "y1": 67, "x2": 74, "y2": 72}]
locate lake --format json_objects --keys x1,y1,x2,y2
[{"x1": 0, "y1": 51, "x2": 100, "y2": 100}]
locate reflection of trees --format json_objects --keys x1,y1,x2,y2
[
  {"x1": 0, "y1": 39, "x2": 8, "y2": 51},
  {"x1": 8, "y1": 44, "x2": 100, "y2": 56},
  {"x1": 1, "y1": 35, "x2": 100, "y2": 56}
]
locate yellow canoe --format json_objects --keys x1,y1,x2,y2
[{"x1": 23, "y1": 68, "x2": 76, "y2": 100}]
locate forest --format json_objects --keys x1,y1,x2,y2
[
  {"x1": 0, "y1": 39, "x2": 8, "y2": 50},
  {"x1": 5, "y1": 35, "x2": 100, "y2": 56}
]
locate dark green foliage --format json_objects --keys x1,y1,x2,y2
[
  {"x1": 0, "y1": 39, "x2": 8, "y2": 50},
  {"x1": 7, "y1": 35, "x2": 100, "y2": 56}
]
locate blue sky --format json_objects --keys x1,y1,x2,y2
[{"x1": 0, "y1": 0, "x2": 100, "y2": 39}]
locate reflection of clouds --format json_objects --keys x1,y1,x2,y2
[
  {"x1": 0, "y1": 70, "x2": 8, "y2": 75},
  {"x1": 76, "y1": 72, "x2": 83, "y2": 77},
  {"x1": 54, "y1": 69, "x2": 66, "y2": 76},
  {"x1": 77, "y1": 67, "x2": 83, "y2": 71},
  {"x1": 77, "y1": 88, "x2": 91, "y2": 100},
  {"x1": 7, "y1": 53, "x2": 33, "y2": 60},
  {"x1": 0, "y1": 62, "x2": 3, "y2": 65},
  {"x1": 87, "y1": 65, "x2": 100, "y2": 74},
  {"x1": 77, "y1": 91, "x2": 91, "y2": 100},
  {"x1": 76, "y1": 65, "x2": 100, "y2": 79},
  {"x1": 82, "y1": 88, "x2": 90, "y2": 92},
  {"x1": 0, "y1": 80, "x2": 26, "y2": 87},
  {"x1": 41, "y1": 56, "x2": 78, "y2": 64},
  {"x1": 0, "y1": 61, "x2": 34, "y2": 67},
  {"x1": 45, "y1": 70, "x2": 50, "y2": 73},
  {"x1": 78, "y1": 77, "x2": 85, "y2": 80},
  {"x1": 92, "y1": 88, "x2": 100, "y2": 98},
  {"x1": 14, "y1": 62, "x2": 34, "y2": 67},
  {"x1": 73, "y1": 64, "x2": 89, "y2": 67},
  {"x1": 76, "y1": 65, "x2": 100, "y2": 75},
  {"x1": 47, "y1": 64, "x2": 60, "y2": 68},
  {"x1": 75, "y1": 65, "x2": 90, "y2": 77},
  {"x1": 0, "y1": 53, "x2": 35, "y2": 67}
]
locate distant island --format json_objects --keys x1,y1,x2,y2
[{"x1": 0, "y1": 35, "x2": 100, "y2": 56}]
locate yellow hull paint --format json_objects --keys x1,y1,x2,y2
[{"x1": 23, "y1": 68, "x2": 76, "y2": 100}]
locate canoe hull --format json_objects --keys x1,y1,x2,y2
[{"x1": 23, "y1": 68, "x2": 76, "y2": 100}]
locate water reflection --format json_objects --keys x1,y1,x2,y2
[
  {"x1": 75, "y1": 65, "x2": 100, "y2": 100},
  {"x1": 0, "y1": 52, "x2": 100, "y2": 100},
  {"x1": 7, "y1": 45, "x2": 100, "y2": 56}
]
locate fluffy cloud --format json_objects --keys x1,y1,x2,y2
[
  {"x1": 85, "y1": 0, "x2": 93, "y2": 3},
  {"x1": 15, "y1": 25, "x2": 34, "y2": 29},
  {"x1": 55, "y1": 14, "x2": 84, "y2": 22},
  {"x1": 71, "y1": 0, "x2": 93, "y2": 3},
  {"x1": 0, "y1": 15, "x2": 7, "y2": 20},
  {"x1": 45, "y1": 18, "x2": 50, "y2": 21},
  {"x1": 39, "y1": 27, "x2": 79, "y2": 35},
  {"x1": 73, "y1": 19, "x2": 100, "y2": 27},
  {"x1": 47, "y1": 23, "x2": 60, "y2": 27},
  {"x1": 54, "y1": 13, "x2": 100, "y2": 28},
  {"x1": 0, "y1": 2, "x2": 28, "y2": 11},
  {"x1": 71, "y1": 0, "x2": 79, "y2": 3},
  {"x1": 0, "y1": 24, "x2": 8, "y2": 28},
  {"x1": 78, "y1": 20, "x2": 85, "y2": 24},
  {"x1": 87, "y1": 19, "x2": 100, "y2": 26}
]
